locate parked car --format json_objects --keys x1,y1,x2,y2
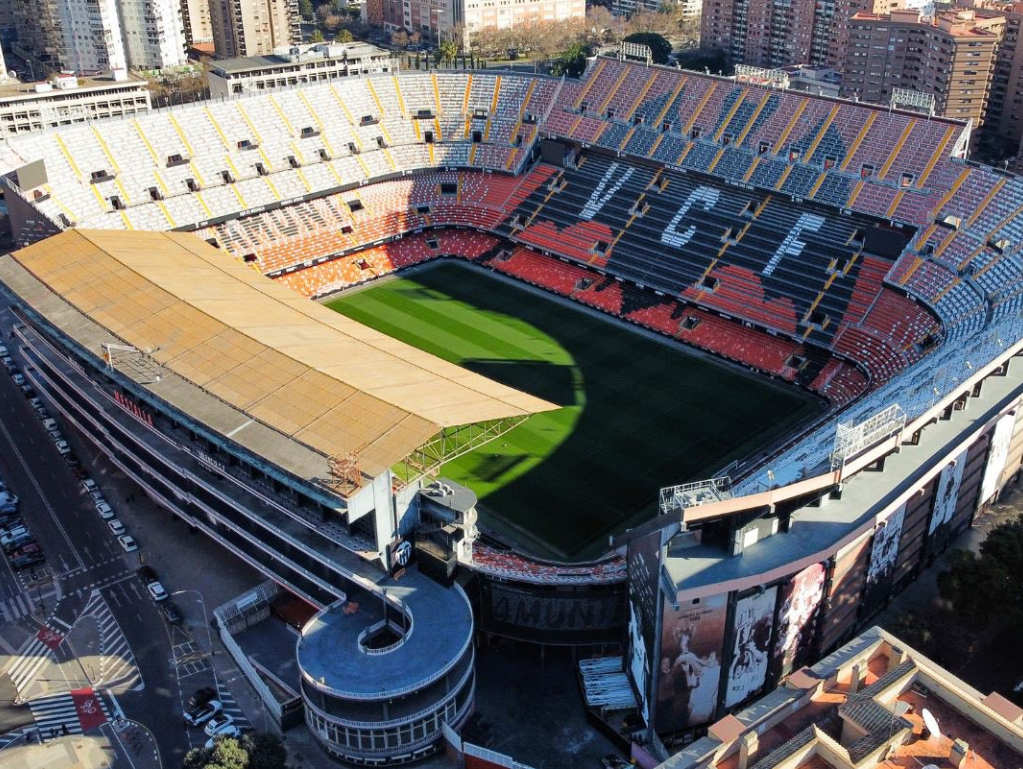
[
  {"x1": 160, "y1": 602, "x2": 182, "y2": 625},
  {"x1": 107, "y1": 519, "x2": 125, "y2": 536},
  {"x1": 146, "y1": 581, "x2": 168, "y2": 602},
  {"x1": 82, "y1": 478, "x2": 97, "y2": 494},
  {"x1": 183, "y1": 698, "x2": 221, "y2": 727},
  {"x1": 2, "y1": 532, "x2": 33, "y2": 553},
  {"x1": 47, "y1": 430, "x2": 62, "y2": 442},
  {"x1": 42, "y1": 418, "x2": 57, "y2": 432},
  {"x1": 0, "y1": 520, "x2": 24, "y2": 537},
  {"x1": 20, "y1": 382, "x2": 33, "y2": 396},
  {"x1": 137, "y1": 565, "x2": 158, "y2": 584},
  {"x1": 0, "y1": 526, "x2": 28, "y2": 546},
  {"x1": 28, "y1": 397, "x2": 42, "y2": 411},
  {"x1": 0, "y1": 344, "x2": 8, "y2": 357},
  {"x1": 11, "y1": 542, "x2": 41, "y2": 559},
  {"x1": 11, "y1": 550, "x2": 43, "y2": 570},
  {"x1": 55, "y1": 440, "x2": 70, "y2": 456},
  {"x1": 96, "y1": 501, "x2": 115, "y2": 520},
  {"x1": 187, "y1": 687, "x2": 217, "y2": 712},
  {"x1": 0, "y1": 492, "x2": 18, "y2": 514},
  {"x1": 1, "y1": 356, "x2": 13, "y2": 371},
  {"x1": 0, "y1": 513, "x2": 20, "y2": 528},
  {"x1": 11, "y1": 373, "x2": 24, "y2": 386},
  {"x1": 204, "y1": 725, "x2": 241, "y2": 750},
  {"x1": 203, "y1": 713, "x2": 234, "y2": 737},
  {"x1": 117, "y1": 535, "x2": 137, "y2": 552}
]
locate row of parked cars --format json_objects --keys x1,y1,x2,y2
[
  {"x1": 80, "y1": 477, "x2": 139, "y2": 554},
  {"x1": 0, "y1": 476, "x2": 43, "y2": 571},
  {"x1": 184, "y1": 687, "x2": 243, "y2": 749}
]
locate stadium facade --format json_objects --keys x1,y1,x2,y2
[{"x1": 1, "y1": 57, "x2": 1023, "y2": 761}]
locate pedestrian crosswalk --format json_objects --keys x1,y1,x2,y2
[
  {"x1": 81, "y1": 591, "x2": 141, "y2": 691},
  {"x1": 0, "y1": 592, "x2": 37, "y2": 623},
  {"x1": 27, "y1": 692, "x2": 109, "y2": 737},
  {"x1": 3, "y1": 636, "x2": 54, "y2": 694}
]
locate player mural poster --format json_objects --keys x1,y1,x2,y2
[
  {"x1": 928, "y1": 450, "x2": 967, "y2": 535},
  {"x1": 655, "y1": 593, "x2": 727, "y2": 733},
  {"x1": 863, "y1": 503, "x2": 906, "y2": 608},
  {"x1": 980, "y1": 414, "x2": 1015, "y2": 503},
  {"x1": 770, "y1": 563, "x2": 826, "y2": 682},
  {"x1": 724, "y1": 587, "x2": 778, "y2": 708},
  {"x1": 626, "y1": 530, "x2": 662, "y2": 725}
]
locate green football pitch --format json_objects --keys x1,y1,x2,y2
[{"x1": 326, "y1": 261, "x2": 823, "y2": 560}]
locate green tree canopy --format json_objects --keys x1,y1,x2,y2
[
  {"x1": 179, "y1": 733, "x2": 286, "y2": 769},
  {"x1": 938, "y1": 514, "x2": 1023, "y2": 630},
  {"x1": 622, "y1": 32, "x2": 670, "y2": 64}
]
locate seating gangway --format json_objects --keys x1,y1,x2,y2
[
  {"x1": 918, "y1": 124, "x2": 959, "y2": 187},
  {"x1": 681, "y1": 81, "x2": 718, "y2": 138},
  {"x1": 802, "y1": 103, "x2": 839, "y2": 165},
  {"x1": 838, "y1": 111, "x2": 877, "y2": 171},
  {"x1": 735, "y1": 91, "x2": 771, "y2": 146},
  {"x1": 624, "y1": 76, "x2": 656, "y2": 123},
  {"x1": 773, "y1": 97, "x2": 808, "y2": 154},
  {"x1": 484, "y1": 75, "x2": 502, "y2": 141},
  {"x1": 573, "y1": 58, "x2": 607, "y2": 110},
  {"x1": 90, "y1": 125, "x2": 133, "y2": 208},
  {"x1": 877, "y1": 121, "x2": 914, "y2": 180},
  {"x1": 713, "y1": 90, "x2": 747, "y2": 143}
]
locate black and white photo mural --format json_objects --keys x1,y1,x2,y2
[
  {"x1": 724, "y1": 587, "x2": 777, "y2": 708},
  {"x1": 863, "y1": 504, "x2": 906, "y2": 609},
  {"x1": 928, "y1": 450, "x2": 967, "y2": 535},
  {"x1": 771, "y1": 562, "x2": 826, "y2": 682},
  {"x1": 656, "y1": 593, "x2": 727, "y2": 732},
  {"x1": 980, "y1": 414, "x2": 1015, "y2": 504},
  {"x1": 627, "y1": 530, "x2": 662, "y2": 726}
]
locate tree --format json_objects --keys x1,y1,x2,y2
[
  {"x1": 205, "y1": 738, "x2": 248, "y2": 769},
  {"x1": 336, "y1": 28, "x2": 354, "y2": 42},
  {"x1": 623, "y1": 32, "x2": 671, "y2": 64},
  {"x1": 310, "y1": 28, "x2": 324, "y2": 42},
  {"x1": 437, "y1": 39, "x2": 458, "y2": 65},
  {"x1": 938, "y1": 515, "x2": 1023, "y2": 631},
  {"x1": 551, "y1": 42, "x2": 588, "y2": 77},
  {"x1": 243, "y1": 733, "x2": 287, "y2": 769},
  {"x1": 179, "y1": 733, "x2": 286, "y2": 769},
  {"x1": 391, "y1": 29, "x2": 409, "y2": 47},
  {"x1": 299, "y1": 0, "x2": 314, "y2": 19}
]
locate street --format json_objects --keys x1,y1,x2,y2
[{"x1": 0, "y1": 305, "x2": 267, "y2": 769}]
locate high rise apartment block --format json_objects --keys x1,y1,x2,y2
[
  {"x1": 841, "y1": 8, "x2": 1004, "y2": 132},
  {"x1": 700, "y1": 0, "x2": 898, "y2": 69},
  {"x1": 208, "y1": 0, "x2": 300, "y2": 59},
  {"x1": 11, "y1": 0, "x2": 186, "y2": 75}
]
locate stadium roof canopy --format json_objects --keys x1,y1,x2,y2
[{"x1": 6, "y1": 229, "x2": 556, "y2": 477}]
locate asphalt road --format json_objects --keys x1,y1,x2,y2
[{"x1": 0, "y1": 310, "x2": 194, "y2": 765}]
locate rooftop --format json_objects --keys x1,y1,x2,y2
[
  {"x1": 0, "y1": 73, "x2": 146, "y2": 100},
  {"x1": 211, "y1": 42, "x2": 391, "y2": 75},
  {"x1": 296, "y1": 569, "x2": 473, "y2": 698},
  {"x1": 658, "y1": 626, "x2": 1023, "y2": 769},
  {"x1": 3, "y1": 230, "x2": 555, "y2": 478},
  {"x1": 662, "y1": 353, "x2": 1023, "y2": 599}
]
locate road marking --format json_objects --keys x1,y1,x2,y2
[
  {"x1": 0, "y1": 416, "x2": 84, "y2": 570},
  {"x1": 49, "y1": 616, "x2": 72, "y2": 631}
]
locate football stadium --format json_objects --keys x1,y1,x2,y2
[{"x1": 1, "y1": 56, "x2": 1022, "y2": 765}]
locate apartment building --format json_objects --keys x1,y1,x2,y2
[
  {"x1": 841, "y1": 8, "x2": 1004, "y2": 132},
  {"x1": 117, "y1": 0, "x2": 187, "y2": 69},
  {"x1": 461, "y1": 0, "x2": 585, "y2": 41},
  {"x1": 700, "y1": 0, "x2": 898, "y2": 69},
  {"x1": 11, "y1": 0, "x2": 185, "y2": 75},
  {"x1": 180, "y1": 0, "x2": 215, "y2": 48},
  {"x1": 209, "y1": 0, "x2": 301, "y2": 58}
]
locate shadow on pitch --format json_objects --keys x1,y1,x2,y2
[{"x1": 461, "y1": 358, "x2": 577, "y2": 407}]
